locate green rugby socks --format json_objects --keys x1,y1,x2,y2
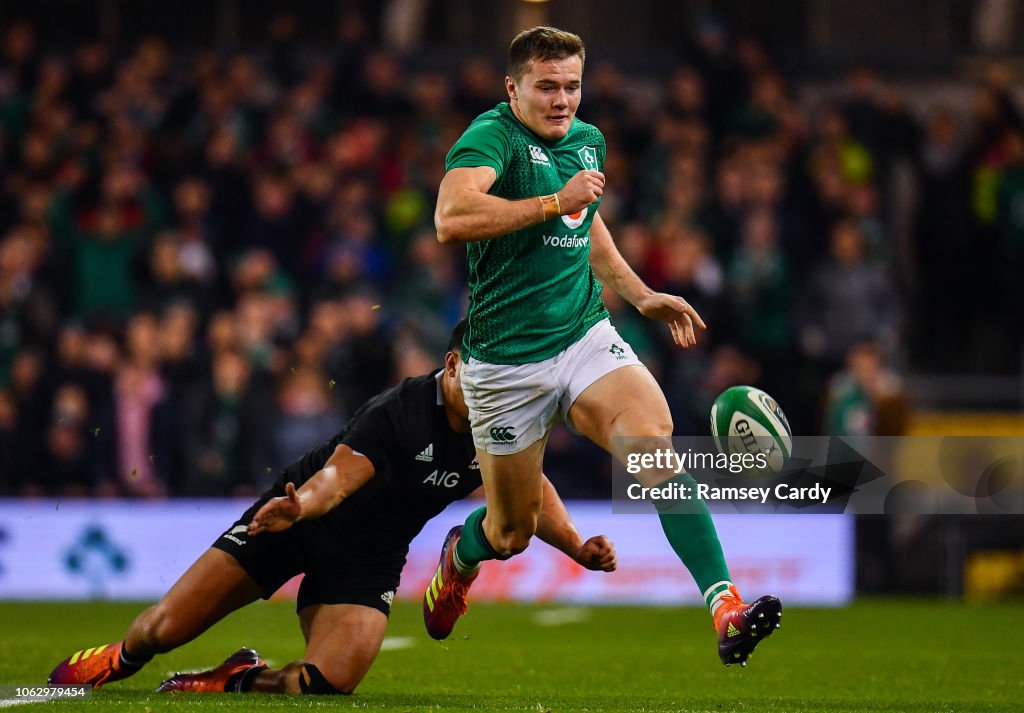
[
  {"x1": 453, "y1": 506, "x2": 502, "y2": 574},
  {"x1": 654, "y1": 474, "x2": 734, "y2": 614}
]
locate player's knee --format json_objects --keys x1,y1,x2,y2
[
  {"x1": 626, "y1": 432, "x2": 674, "y2": 455},
  {"x1": 492, "y1": 534, "x2": 530, "y2": 558},
  {"x1": 491, "y1": 520, "x2": 535, "y2": 557},
  {"x1": 298, "y1": 662, "x2": 356, "y2": 695},
  {"x1": 637, "y1": 418, "x2": 675, "y2": 439},
  {"x1": 612, "y1": 406, "x2": 673, "y2": 443}
]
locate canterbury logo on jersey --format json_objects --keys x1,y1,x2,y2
[
  {"x1": 542, "y1": 234, "x2": 590, "y2": 248},
  {"x1": 528, "y1": 145, "x2": 551, "y2": 165},
  {"x1": 490, "y1": 426, "x2": 516, "y2": 442}
]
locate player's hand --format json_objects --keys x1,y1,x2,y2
[
  {"x1": 635, "y1": 292, "x2": 707, "y2": 349},
  {"x1": 574, "y1": 535, "x2": 617, "y2": 572},
  {"x1": 556, "y1": 170, "x2": 605, "y2": 215},
  {"x1": 248, "y1": 482, "x2": 303, "y2": 535}
]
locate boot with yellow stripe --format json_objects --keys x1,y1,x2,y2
[
  {"x1": 713, "y1": 585, "x2": 782, "y2": 667},
  {"x1": 423, "y1": 525, "x2": 478, "y2": 640},
  {"x1": 48, "y1": 641, "x2": 139, "y2": 687}
]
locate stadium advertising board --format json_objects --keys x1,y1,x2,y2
[{"x1": 0, "y1": 500, "x2": 852, "y2": 604}]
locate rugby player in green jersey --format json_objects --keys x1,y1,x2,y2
[{"x1": 424, "y1": 26, "x2": 781, "y2": 667}]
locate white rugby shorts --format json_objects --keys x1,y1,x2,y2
[{"x1": 461, "y1": 318, "x2": 644, "y2": 455}]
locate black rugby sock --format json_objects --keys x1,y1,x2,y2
[
  {"x1": 226, "y1": 665, "x2": 267, "y2": 693},
  {"x1": 119, "y1": 641, "x2": 153, "y2": 669}
]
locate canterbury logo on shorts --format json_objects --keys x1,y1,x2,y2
[{"x1": 489, "y1": 426, "x2": 517, "y2": 442}]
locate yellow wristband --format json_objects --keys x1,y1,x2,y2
[{"x1": 539, "y1": 193, "x2": 561, "y2": 221}]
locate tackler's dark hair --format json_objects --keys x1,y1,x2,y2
[{"x1": 448, "y1": 319, "x2": 467, "y2": 355}]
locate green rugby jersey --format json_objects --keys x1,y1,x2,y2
[{"x1": 446, "y1": 102, "x2": 610, "y2": 364}]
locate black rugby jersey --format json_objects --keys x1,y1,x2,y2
[{"x1": 278, "y1": 370, "x2": 480, "y2": 560}]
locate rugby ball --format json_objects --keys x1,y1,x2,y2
[{"x1": 710, "y1": 385, "x2": 792, "y2": 474}]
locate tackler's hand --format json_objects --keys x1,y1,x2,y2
[{"x1": 248, "y1": 482, "x2": 303, "y2": 535}]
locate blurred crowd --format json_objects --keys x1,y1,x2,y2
[{"x1": 0, "y1": 14, "x2": 1020, "y2": 497}]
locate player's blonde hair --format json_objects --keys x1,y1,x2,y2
[{"x1": 507, "y1": 26, "x2": 585, "y2": 82}]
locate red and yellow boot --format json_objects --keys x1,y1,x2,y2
[
  {"x1": 423, "y1": 526, "x2": 479, "y2": 640},
  {"x1": 48, "y1": 641, "x2": 138, "y2": 688}
]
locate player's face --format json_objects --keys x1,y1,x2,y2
[{"x1": 506, "y1": 55, "x2": 583, "y2": 141}]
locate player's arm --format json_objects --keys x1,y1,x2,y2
[
  {"x1": 247, "y1": 445, "x2": 375, "y2": 534},
  {"x1": 434, "y1": 166, "x2": 606, "y2": 244},
  {"x1": 588, "y1": 211, "x2": 707, "y2": 348},
  {"x1": 534, "y1": 474, "x2": 616, "y2": 572}
]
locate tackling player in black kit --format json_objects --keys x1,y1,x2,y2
[{"x1": 48, "y1": 321, "x2": 616, "y2": 695}]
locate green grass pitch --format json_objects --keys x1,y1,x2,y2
[{"x1": 0, "y1": 599, "x2": 1020, "y2": 712}]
